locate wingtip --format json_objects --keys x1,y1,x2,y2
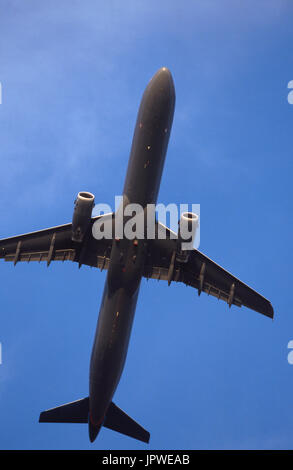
[
  {"x1": 262, "y1": 301, "x2": 274, "y2": 319},
  {"x1": 39, "y1": 411, "x2": 47, "y2": 423}
]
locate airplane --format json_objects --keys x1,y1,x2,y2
[{"x1": 0, "y1": 67, "x2": 274, "y2": 444}]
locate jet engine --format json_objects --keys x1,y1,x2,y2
[
  {"x1": 176, "y1": 212, "x2": 199, "y2": 262},
  {"x1": 72, "y1": 191, "x2": 95, "y2": 242}
]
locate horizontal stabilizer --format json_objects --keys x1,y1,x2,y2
[
  {"x1": 39, "y1": 397, "x2": 89, "y2": 423},
  {"x1": 104, "y1": 402, "x2": 150, "y2": 444},
  {"x1": 39, "y1": 398, "x2": 150, "y2": 443}
]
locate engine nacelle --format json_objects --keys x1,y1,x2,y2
[
  {"x1": 176, "y1": 212, "x2": 199, "y2": 262},
  {"x1": 72, "y1": 191, "x2": 95, "y2": 242}
]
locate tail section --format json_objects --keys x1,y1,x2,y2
[
  {"x1": 39, "y1": 397, "x2": 89, "y2": 423},
  {"x1": 39, "y1": 398, "x2": 150, "y2": 444},
  {"x1": 103, "y1": 402, "x2": 150, "y2": 443},
  {"x1": 88, "y1": 415, "x2": 103, "y2": 443}
]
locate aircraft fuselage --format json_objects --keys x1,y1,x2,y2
[{"x1": 88, "y1": 68, "x2": 175, "y2": 441}]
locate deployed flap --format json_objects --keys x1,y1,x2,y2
[
  {"x1": 39, "y1": 397, "x2": 89, "y2": 423},
  {"x1": 104, "y1": 402, "x2": 150, "y2": 444},
  {"x1": 143, "y1": 222, "x2": 274, "y2": 318},
  {"x1": 0, "y1": 215, "x2": 113, "y2": 269}
]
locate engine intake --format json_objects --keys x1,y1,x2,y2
[
  {"x1": 72, "y1": 191, "x2": 95, "y2": 242},
  {"x1": 176, "y1": 212, "x2": 199, "y2": 262}
]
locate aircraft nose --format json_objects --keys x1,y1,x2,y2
[
  {"x1": 153, "y1": 67, "x2": 174, "y2": 88},
  {"x1": 156, "y1": 66, "x2": 172, "y2": 79},
  {"x1": 149, "y1": 67, "x2": 175, "y2": 103}
]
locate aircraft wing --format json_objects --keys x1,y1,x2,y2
[
  {"x1": 0, "y1": 215, "x2": 113, "y2": 269},
  {"x1": 143, "y1": 223, "x2": 274, "y2": 318}
]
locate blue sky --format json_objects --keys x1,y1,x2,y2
[{"x1": 0, "y1": 0, "x2": 293, "y2": 449}]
